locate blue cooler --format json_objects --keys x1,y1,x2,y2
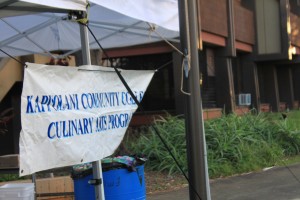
[
  {"x1": 103, "y1": 164, "x2": 145, "y2": 200},
  {"x1": 72, "y1": 157, "x2": 146, "y2": 200},
  {"x1": 73, "y1": 171, "x2": 95, "y2": 200}
]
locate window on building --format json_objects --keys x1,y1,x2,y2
[{"x1": 102, "y1": 53, "x2": 175, "y2": 112}]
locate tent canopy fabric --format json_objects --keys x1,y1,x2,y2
[
  {"x1": 0, "y1": 0, "x2": 180, "y2": 58},
  {"x1": 0, "y1": 0, "x2": 86, "y2": 18},
  {"x1": 92, "y1": 0, "x2": 179, "y2": 32}
]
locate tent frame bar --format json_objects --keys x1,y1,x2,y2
[
  {"x1": 80, "y1": 23, "x2": 105, "y2": 200},
  {"x1": 3, "y1": 6, "x2": 69, "y2": 13},
  {"x1": 0, "y1": 0, "x2": 17, "y2": 9},
  {"x1": 0, "y1": 16, "x2": 64, "y2": 48}
]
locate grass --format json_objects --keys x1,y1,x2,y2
[
  {"x1": 127, "y1": 110, "x2": 300, "y2": 178},
  {"x1": 126, "y1": 115, "x2": 187, "y2": 175},
  {"x1": 278, "y1": 155, "x2": 300, "y2": 166},
  {"x1": 2, "y1": 110, "x2": 300, "y2": 182},
  {"x1": 0, "y1": 174, "x2": 24, "y2": 182}
]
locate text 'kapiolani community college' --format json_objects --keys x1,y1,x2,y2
[
  {"x1": 25, "y1": 91, "x2": 144, "y2": 113},
  {"x1": 23, "y1": 91, "x2": 144, "y2": 139}
]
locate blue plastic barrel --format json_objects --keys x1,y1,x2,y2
[
  {"x1": 73, "y1": 173, "x2": 94, "y2": 200},
  {"x1": 73, "y1": 165, "x2": 146, "y2": 200}
]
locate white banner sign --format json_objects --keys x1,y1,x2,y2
[{"x1": 19, "y1": 63, "x2": 154, "y2": 176}]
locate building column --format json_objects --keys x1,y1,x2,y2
[
  {"x1": 215, "y1": 52, "x2": 236, "y2": 113},
  {"x1": 260, "y1": 65, "x2": 280, "y2": 111},
  {"x1": 240, "y1": 56, "x2": 260, "y2": 110},
  {"x1": 293, "y1": 66, "x2": 300, "y2": 105},
  {"x1": 277, "y1": 66, "x2": 294, "y2": 110}
]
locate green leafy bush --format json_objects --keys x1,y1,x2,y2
[
  {"x1": 128, "y1": 115, "x2": 187, "y2": 175},
  {"x1": 0, "y1": 174, "x2": 23, "y2": 182},
  {"x1": 127, "y1": 111, "x2": 300, "y2": 178}
]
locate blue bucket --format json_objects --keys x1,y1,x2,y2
[
  {"x1": 73, "y1": 174, "x2": 94, "y2": 200},
  {"x1": 73, "y1": 164, "x2": 146, "y2": 200}
]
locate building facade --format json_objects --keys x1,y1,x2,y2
[
  {"x1": 1, "y1": 0, "x2": 300, "y2": 155},
  {"x1": 104, "y1": 0, "x2": 300, "y2": 116}
]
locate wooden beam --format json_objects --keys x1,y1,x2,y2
[
  {"x1": 104, "y1": 43, "x2": 173, "y2": 58},
  {"x1": 236, "y1": 41, "x2": 253, "y2": 52},
  {"x1": 196, "y1": 0, "x2": 203, "y2": 50},
  {"x1": 226, "y1": 0, "x2": 236, "y2": 56},
  {"x1": 262, "y1": 65, "x2": 280, "y2": 111},
  {"x1": 280, "y1": 0, "x2": 291, "y2": 57},
  {"x1": 0, "y1": 154, "x2": 19, "y2": 169},
  {"x1": 277, "y1": 66, "x2": 294, "y2": 109},
  {"x1": 215, "y1": 51, "x2": 236, "y2": 113},
  {"x1": 202, "y1": 31, "x2": 226, "y2": 46}
]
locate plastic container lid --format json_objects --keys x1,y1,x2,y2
[{"x1": 0, "y1": 183, "x2": 34, "y2": 198}]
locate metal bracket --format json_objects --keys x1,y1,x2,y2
[
  {"x1": 68, "y1": 11, "x2": 87, "y2": 22},
  {"x1": 88, "y1": 178, "x2": 102, "y2": 186},
  {"x1": 183, "y1": 49, "x2": 190, "y2": 78}
]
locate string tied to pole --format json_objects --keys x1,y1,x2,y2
[
  {"x1": 181, "y1": 52, "x2": 191, "y2": 96},
  {"x1": 84, "y1": 23, "x2": 202, "y2": 200},
  {"x1": 147, "y1": 23, "x2": 157, "y2": 40},
  {"x1": 146, "y1": 22, "x2": 183, "y2": 56},
  {"x1": 146, "y1": 23, "x2": 191, "y2": 96}
]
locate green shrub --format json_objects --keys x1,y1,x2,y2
[
  {"x1": 127, "y1": 111, "x2": 300, "y2": 178},
  {"x1": 0, "y1": 174, "x2": 23, "y2": 182},
  {"x1": 128, "y1": 115, "x2": 187, "y2": 175}
]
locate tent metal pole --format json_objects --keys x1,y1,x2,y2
[
  {"x1": 178, "y1": 0, "x2": 211, "y2": 199},
  {"x1": 80, "y1": 24, "x2": 105, "y2": 200}
]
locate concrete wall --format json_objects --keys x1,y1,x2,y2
[
  {"x1": 200, "y1": 0, "x2": 228, "y2": 37},
  {"x1": 0, "y1": 59, "x2": 23, "y2": 101},
  {"x1": 255, "y1": 0, "x2": 281, "y2": 54},
  {"x1": 234, "y1": 0, "x2": 255, "y2": 44},
  {"x1": 290, "y1": 12, "x2": 300, "y2": 47},
  {"x1": 33, "y1": 54, "x2": 76, "y2": 66},
  {"x1": 0, "y1": 54, "x2": 76, "y2": 102}
]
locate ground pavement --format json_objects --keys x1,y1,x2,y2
[{"x1": 147, "y1": 163, "x2": 300, "y2": 200}]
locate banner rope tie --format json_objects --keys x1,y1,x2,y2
[
  {"x1": 147, "y1": 23, "x2": 183, "y2": 56},
  {"x1": 147, "y1": 23, "x2": 191, "y2": 96},
  {"x1": 154, "y1": 60, "x2": 172, "y2": 72},
  {"x1": 181, "y1": 54, "x2": 191, "y2": 95}
]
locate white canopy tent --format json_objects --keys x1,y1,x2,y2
[
  {"x1": 0, "y1": 1, "x2": 182, "y2": 200},
  {"x1": 0, "y1": 0, "x2": 86, "y2": 18},
  {"x1": 0, "y1": 0, "x2": 179, "y2": 59},
  {"x1": 0, "y1": 1, "x2": 211, "y2": 199}
]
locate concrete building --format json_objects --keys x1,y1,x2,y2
[
  {"x1": 1, "y1": 0, "x2": 300, "y2": 155},
  {"x1": 103, "y1": 0, "x2": 300, "y2": 116}
]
